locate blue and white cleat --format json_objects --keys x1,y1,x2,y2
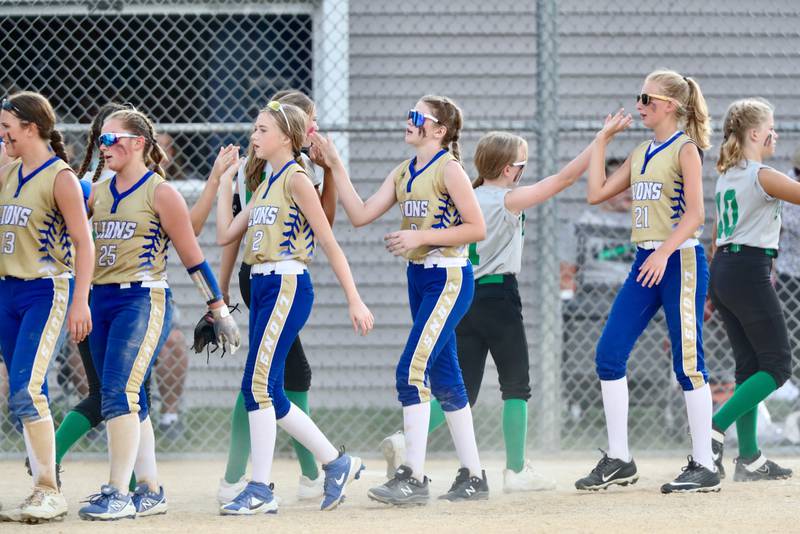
[
  {"x1": 132, "y1": 483, "x2": 168, "y2": 517},
  {"x1": 78, "y1": 485, "x2": 136, "y2": 521},
  {"x1": 219, "y1": 481, "x2": 278, "y2": 516},
  {"x1": 320, "y1": 449, "x2": 364, "y2": 511}
]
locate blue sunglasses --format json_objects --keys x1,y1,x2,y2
[
  {"x1": 407, "y1": 109, "x2": 440, "y2": 128},
  {"x1": 97, "y1": 132, "x2": 141, "y2": 148}
]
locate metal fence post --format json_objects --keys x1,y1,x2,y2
[{"x1": 535, "y1": 0, "x2": 561, "y2": 452}]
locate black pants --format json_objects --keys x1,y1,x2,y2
[
  {"x1": 72, "y1": 338, "x2": 152, "y2": 427},
  {"x1": 239, "y1": 262, "x2": 312, "y2": 392},
  {"x1": 454, "y1": 274, "x2": 531, "y2": 405},
  {"x1": 709, "y1": 247, "x2": 792, "y2": 386}
]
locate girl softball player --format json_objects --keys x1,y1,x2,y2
[
  {"x1": 214, "y1": 90, "x2": 336, "y2": 504},
  {"x1": 77, "y1": 108, "x2": 240, "y2": 521},
  {"x1": 315, "y1": 95, "x2": 488, "y2": 504},
  {"x1": 381, "y1": 131, "x2": 596, "y2": 492},
  {"x1": 54, "y1": 104, "x2": 236, "y2": 491},
  {"x1": 215, "y1": 100, "x2": 372, "y2": 515},
  {"x1": 709, "y1": 98, "x2": 793, "y2": 481},
  {"x1": 574, "y1": 70, "x2": 720, "y2": 493},
  {"x1": 0, "y1": 91, "x2": 94, "y2": 523},
  {"x1": 53, "y1": 103, "x2": 134, "y2": 484}
]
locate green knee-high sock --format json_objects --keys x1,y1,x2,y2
[
  {"x1": 55, "y1": 411, "x2": 92, "y2": 464},
  {"x1": 224, "y1": 392, "x2": 251, "y2": 484},
  {"x1": 285, "y1": 390, "x2": 319, "y2": 480},
  {"x1": 428, "y1": 399, "x2": 447, "y2": 433},
  {"x1": 736, "y1": 406, "x2": 760, "y2": 459},
  {"x1": 503, "y1": 399, "x2": 527, "y2": 473},
  {"x1": 712, "y1": 371, "x2": 777, "y2": 432}
]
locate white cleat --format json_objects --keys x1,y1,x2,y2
[
  {"x1": 380, "y1": 431, "x2": 406, "y2": 480},
  {"x1": 217, "y1": 476, "x2": 249, "y2": 505},
  {"x1": 17, "y1": 489, "x2": 67, "y2": 524},
  {"x1": 0, "y1": 505, "x2": 24, "y2": 523},
  {"x1": 297, "y1": 474, "x2": 324, "y2": 500},
  {"x1": 503, "y1": 460, "x2": 557, "y2": 493}
]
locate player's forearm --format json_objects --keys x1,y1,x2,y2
[
  {"x1": 219, "y1": 239, "x2": 241, "y2": 302},
  {"x1": 189, "y1": 177, "x2": 220, "y2": 236},
  {"x1": 587, "y1": 136, "x2": 611, "y2": 205},
  {"x1": 72, "y1": 237, "x2": 95, "y2": 303},
  {"x1": 419, "y1": 220, "x2": 485, "y2": 248},
  {"x1": 320, "y1": 167, "x2": 337, "y2": 226}
]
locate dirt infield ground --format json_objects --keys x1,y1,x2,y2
[{"x1": 0, "y1": 455, "x2": 797, "y2": 533}]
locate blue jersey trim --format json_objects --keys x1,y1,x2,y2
[
  {"x1": 14, "y1": 156, "x2": 60, "y2": 198},
  {"x1": 110, "y1": 170, "x2": 155, "y2": 213},
  {"x1": 261, "y1": 160, "x2": 296, "y2": 199},
  {"x1": 640, "y1": 131, "x2": 683, "y2": 174},
  {"x1": 406, "y1": 149, "x2": 448, "y2": 193}
]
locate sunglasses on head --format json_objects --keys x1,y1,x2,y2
[
  {"x1": 1, "y1": 98, "x2": 27, "y2": 121},
  {"x1": 267, "y1": 100, "x2": 291, "y2": 131},
  {"x1": 636, "y1": 93, "x2": 674, "y2": 106},
  {"x1": 97, "y1": 132, "x2": 141, "y2": 148},
  {"x1": 407, "y1": 109, "x2": 439, "y2": 128},
  {"x1": 511, "y1": 160, "x2": 526, "y2": 181}
]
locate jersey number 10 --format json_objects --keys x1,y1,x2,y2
[{"x1": 715, "y1": 189, "x2": 739, "y2": 239}]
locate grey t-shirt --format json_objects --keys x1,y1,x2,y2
[
  {"x1": 469, "y1": 185, "x2": 523, "y2": 278},
  {"x1": 715, "y1": 160, "x2": 781, "y2": 249}
]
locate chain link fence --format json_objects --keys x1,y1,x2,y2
[{"x1": 1, "y1": 0, "x2": 800, "y2": 460}]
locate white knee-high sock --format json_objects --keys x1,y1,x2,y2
[
  {"x1": 107, "y1": 413, "x2": 140, "y2": 492},
  {"x1": 444, "y1": 405, "x2": 482, "y2": 477},
  {"x1": 23, "y1": 424, "x2": 40, "y2": 482},
  {"x1": 134, "y1": 416, "x2": 159, "y2": 491},
  {"x1": 248, "y1": 407, "x2": 277, "y2": 485},
  {"x1": 403, "y1": 403, "x2": 430, "y2": 481},
  {"x1": 684, "y1": 383, "x2": 714, "y2": 470},
  {"x1": 276, "y1": 403, "x2": 337, "y2": 464},
  {"x1": 601, "y1": 377, "x2": 630, "y2": 462},
  {"x1": 24, "y1": 417, "x2": 57, "y2": 491}
]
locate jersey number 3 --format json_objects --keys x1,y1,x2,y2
[{"x1": 1, "y1": 231, "x2": 15, "y2": 254}]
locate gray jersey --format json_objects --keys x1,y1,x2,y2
[
  {"x1": 469, "y1": 185, "x2": 523, "y2": 278},
  {"x1": 715, "y1": 160, "x2": 781, "y2": 249}
]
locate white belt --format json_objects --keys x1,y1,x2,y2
[
  {"x1": 637, "y1": 238, "x2": 699, "y2": 251},
  {"x1": 251, "y1": 259, "x2": 308, "y2": 276},
  {"x1": 119, "y1": 280, "x2": 169, "y2": 289},
  {"x1": 409, "y1": 256, "x2": 468, "y2": 268}
]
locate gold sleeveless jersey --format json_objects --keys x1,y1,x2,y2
[
  {"x1": 0, "y1": 157, "x2": 75, "y2": 279},
  {"x1": 92, "y1": 171, "x2": 170, "y2": 284},
  {"x1": 393, "y1": 149, "x2": 466, "y2": 261},
  {"x1": 244, "y1": 160, "x2": 315, "y2": 265},
  {"x1": 629, "y1": 131, "x2": 702, "y2": 243}
]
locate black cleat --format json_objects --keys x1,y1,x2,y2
[
  {"x1": 368, "y1": 465, "x2": 430, "y2": 506},
  {"x1": 711, "y1": 428, "x2": 726, "y2": 479},
  {"x1": 733, "y1": 453, "x2": 793, "y2": 482},
  {"x1": 661, "y1": 456, "x2": 721, "y2": 493},
  {"x1": 575, "y1": 450, "x2": 639, "y2": 491},
  {"x1": 438, "y1": 468, "x2": 489, "y2": 502}
]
